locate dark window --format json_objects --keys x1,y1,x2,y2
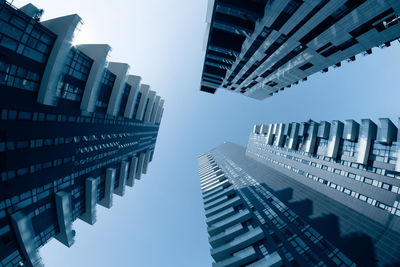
[
  {"x1": 299, "y1": 62, "x2": 313, "y2": 71},
  {"x1": 132, "y1": 92, "x2": 142, "y2": 118}
]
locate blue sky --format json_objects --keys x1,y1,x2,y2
[{"x1": 13, "y1": 0, "x2": 400, "y2": 266}]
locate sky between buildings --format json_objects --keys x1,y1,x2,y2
[{"x1": 11, "y1": 0, "x2": 400, "y2": 266}]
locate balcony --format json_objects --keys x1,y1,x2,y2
[
  {"x1": 208, "y1": 210, "x2": 251, "y2": 236},
  {"x1": 204, "y1": 186, "x2": 235, "y2": 204},
  {"x1": 207, "y1": 207, "x2": 236, "y2": 226},
  {"x1": 202, "y1": 179, "x2": 230, "y2": 194},
  {"x1": 205, "y1": 195, "x2": 229, "y2": 211},
  {"x1": 246, "y1": 252, "x2": 282, "y2": 267},
  {"x1": 209, "y1": 223, "x2": 245, "y2": 248},
  {"x1": 212, "y1": 246, "x2": 257, "y2": 267},
  {"x1": 201, "y1": 174, "x2": 225, "y2": 189},
  {"x1": 211, "y1": 227, "x2": 264, "y2": 261},
  {"x1": 206, "y1": 196, "x2": 241, "y2": 218}
]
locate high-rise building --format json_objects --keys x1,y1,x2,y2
[
  {"x1": 0, "y1": 2, "x2": 164, "y2": 266},
  {"x1": 198, "y1": 117, "x2": 400, "y2": 266},
  {"x1": 198, "y1": 148, "x2": 354, "y2": 267},
  {"x1": 200, "y1": 0, "x2": 400, "y2": 99}
]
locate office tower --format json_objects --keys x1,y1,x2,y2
[
  {"x1": 200, "y1": 0, "x2": 400, "y2": 99},
  {"x1": 198, "y1": 117, "x2": 400, "y2": 266},
  {"x1": 0, "y1": 1, "x2": 164, "y2": 266}
]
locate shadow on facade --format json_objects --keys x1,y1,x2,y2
[{"x1": 260, "y1": 183, "x2": 378, "y2": 267}]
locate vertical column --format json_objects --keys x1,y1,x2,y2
[
  {"x1": 150, "y1": 95, "x2": 161, "y2": 123},
  {"x1": 317, "y1": 121, "x2": 330, "y2": 155},
  {"x1": 10, "y1": 212, "x2": 42, "y2": 267},
  {"x1": 142, "y1": 150, "x2": 151, "y2": 174},
  {"x1": 135, "y1": 84, "x2": 150, "y2": 120},
  {"x1": 124, "y1": 75, "x2": 141, "y2": 118},
  {"x1": 395, "y1": 118, "x2": 400, "y2": 172},
  {"x1": 288, "y1": 122, "x2": 299, "y2": 150},
  {"x1": 304, "y1": 122, "x2": 319, "y2": 154},
  {"x1": 79, "y1": 177, "x2": 98, "y2": 225},
  {"x1": 37, "y1": 14, "x2": 82, "y2": 106},
  {"x1": 282, "y1": 123, "x2": 291, "y2": 147},
  {"x1": 253, "y1": 125, "x2": 261, "y2": 134},
  {"x1": 154, "y1": 99, "x2": 165, "y2": 124},
  {"x1": 143, "y1": 90, "x2": 157, "y2": 122},
  {"x1": 343, "y1": 120, "x2": 359, "y2": 141},
  {"x1": 326, "y1": 120, "x2": 344, "y2": 159},
  {"x1": 98, "y1": 168, "x2": 116, "y2": 208},
  {"x1": 55, "y1": 191, "x2": 75, "y2": 247},
  {"x1": 156, "y1": 107, "x2": 164, "y2": 124},
  {"x1": 377, "y1": 118, "x2": 397, "y2": 144},
  {"x1": 317, "y1": 121, "x2": 330, "y2": 139},
  {"x1": 106, "y1": 62, "x2": 130, "y2": 116},
  {"x1": 126, "y1": 157, "x2": 138, "y2": 187},
  {"x1": 266, "y1": 124, "x2": 274, "y2": 145},
  {"x1": 115, "y1": 161, "x2": 129, "y2": 196},
  {"x1": 78, "y1": 44, "x2": 111, "y2": 113},
  {"x1": 136, "y1": 153, "x2": 146, "y2": 180},
  {"x1": 274, "y1": 123, "x2": 285, "y2": 147},
  {"x1": 356, "y1": 119, "x2": 377, "y2": 165},
  {"x1": 260, "y1": 124, "x2": 269, "y2": 135}
]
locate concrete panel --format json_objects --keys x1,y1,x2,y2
[
  {"x1": 135, "y1": 84, "x2": 150, "y2": 120},
  {"x1": 143, "y1": 90, "x2": 156, "y2": 122},
  {"x1": 37, "y1": 15, "x2": 82, "y2": 106},
  {"x1": 78, "y1": 44, "x2": 111, "y2": 113},
  {"x1": 55, "y1": 191, "x2": 75, "y2": 247},
  {"x1": 10, "y1": 212, "x2": 42, "y2": 267},
  {"x1": 126, "y1": 157, "x2": 138, "y2": 187},
  {"x1": 326, "y1": 120, "x2": 344, "y2": 159},
  {"x1": 79, "y1": 177, "x2": 98, "y2": 225},
  {"x1": 106, "y1": 62, "x2": 130, "y2": 116},
  {"x1": 98, "y1": 168, "x2": 116, "y2": 208},
  {"x1": 124, "y1": 75, "x2": 141, "y2": 118},
  {"x1": 114, "y1": 161, "x2": 129, "y2": 196}
]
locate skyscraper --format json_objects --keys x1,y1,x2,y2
[
  {"x1": 198, "y1": 117, "x2": 400, "y2": 266},
  {"x1": 200, "y1": 0, "x2": 400, "y2": 99},
  {"x1": 0, "y1": 1, "x2": 164, "y2": 266},
  {"x1": 198, "y1": 148, "x2": 354, "y2": 267}
]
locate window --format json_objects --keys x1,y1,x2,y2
[
  {"x1": 348, "y1": 172, "x2": 356, "y2": 179},
  {"x1": 18, "y1": 111, "x2": 32, "y2": 120},
  {"x1": 16, "y1": 140, "x2": 28, "y2": 149},
  {"x1": 363, "y1": 177, "x2": 373, "y2": 185},
  {"x1": 7, "y1": 110, "x2": 17, "y2": 120},
  {"x1": 382, "y1": 183, "x2": 392, "y2": 191},
  {"x1": 358, "y1": 194, "x2": 367, "y2": 202}
]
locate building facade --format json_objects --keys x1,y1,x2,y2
[
  {"x1": 246, "y1": 118, "x2": 400, "y2": 266},
  {"x1": 0, "y1": 1, "x2": 164, "y2": 266},
  {"x1": 198, "y1": 117, "x2": 400, "y2": 266},
  {"x1": 198, "y1": 147, "x2": 355, "y2": 267},
  {"x1": 201, "y1": 0, "x2": 400, "y2": 99}
]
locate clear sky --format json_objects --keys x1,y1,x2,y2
[{"x1": 11, "y1": 0, "x2": 400, "y2": 266}]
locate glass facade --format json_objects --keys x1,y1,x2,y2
[
  {"x1": 0, "y1": 3, "x2": 55, "y2": 63},
  {"x1": 245, "y1": 118, "x2": 400, "y2": 265},
  {"x1": 198, "y1": 148, "x2": 355, "y2": 266},
  {"x1": 56, "y1": 47, "x2": 93, "y2": 102},
  {"x1": 95, "y1": 69, "x2": 116, "y2": 114}
]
